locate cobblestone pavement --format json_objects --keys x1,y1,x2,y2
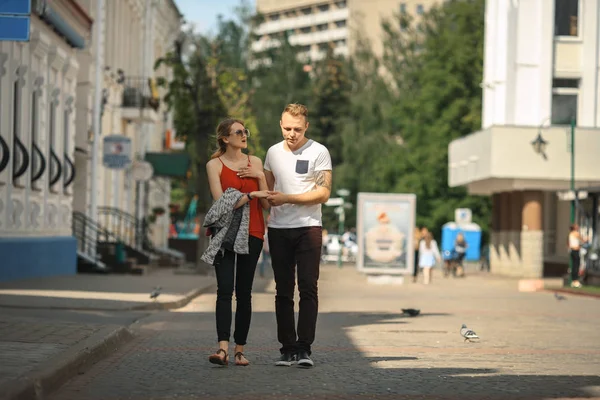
[{"x1": 51, "y1": 266, "x2": 600, "y2": 400}]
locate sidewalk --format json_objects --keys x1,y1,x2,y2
[
  {"x1": 0, "y1": 268, "x2": 216, "y2": 400},
  {"x1": 0, "y1": 269, "x2": 216, "y2": 311}
]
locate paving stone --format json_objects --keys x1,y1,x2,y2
[{"x1": 50, "y1": 267, "x2": 600, "y2": 400}]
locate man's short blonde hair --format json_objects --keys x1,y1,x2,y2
[{"x1": 282, "y1": 103, "x2": 308, "y2": 121}]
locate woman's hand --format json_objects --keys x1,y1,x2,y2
[
  {"x1": 250, "y1": 190, "x2": 270, "y2": 199},
  {"x1": 238, "y1": 164, "x2": 264, "y2": 180}
]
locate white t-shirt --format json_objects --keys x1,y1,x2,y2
[{"x1": 264, "y1": 139, "x2": 332, "y2": 228}]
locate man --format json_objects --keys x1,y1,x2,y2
[{"x1": 264, "y1": 103, "x2": 332, "y2": 368}]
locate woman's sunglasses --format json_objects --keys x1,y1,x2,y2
[{"x1": 232, "y1": 128, "x2": 251, "y2": 137}]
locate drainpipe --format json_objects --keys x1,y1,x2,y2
[{"x1": 89, "y1": 0, "x2": 104, "y2": 228}]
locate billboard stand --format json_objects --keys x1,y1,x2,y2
[{"x1": 356, "y1": 193, "x2": 417, "y2": 278}]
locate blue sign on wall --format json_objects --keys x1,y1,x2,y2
[
  {"x1": 0, "y1": 0, "x2": 31, "y2": 15},
  {"x1": 0, "y1": 0, "x2": 31, "y2": 42},
  {"x1": 0, "y1": 16, "x2": 30, "y2": 41}
]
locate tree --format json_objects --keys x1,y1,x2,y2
[
  {"x1": 331, "y1": 0, "x2": 490, "y2": 238},
  {"x1": 386, "y1": 0, "x2": 491, "y2": 236},
  {"x1": 250, "y1": 33, "x2": 312, "y2": 147},
  {"x1": 309, "y1": 47, "x2": 352, "y2": 166},
  {"x1": 155, "y1": 32, "x2": 228, "y2": 214}
]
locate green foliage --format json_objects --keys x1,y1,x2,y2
[
  {"x1": 250, "y1": 31, "x2": 312, "y2": 146},
  {"x1": 334, "y1": 0, "x2": 490, "y2": 238},
  {"x1": 309, "y1": 48, "x2": 352, "y2": 166}
]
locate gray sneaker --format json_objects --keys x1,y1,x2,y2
[
  {"x1": 275, "y1": 352, "x2": 296, "y2": 366},
  {"x1": 296, "y1": 351, "x2": 314, "y2": 368}
]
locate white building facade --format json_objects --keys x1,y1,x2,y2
[
  {"x1": 0, "y1": 0, "x2": 92, "y2": 281},
  {"x1": 0, "y1": 0, "x2": 183, "y2": 281},
  {"x1": 73, "y1": 0, "x2": 183, "y2": 260},
  {"x1": 448, "y1": 0, "x2": 600, "y2": 278}
]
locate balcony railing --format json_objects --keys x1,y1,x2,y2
[{"x1": 121, "y1": 76, "x2": 160, "y2": 111}]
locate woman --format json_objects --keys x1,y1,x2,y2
[
  {"x1": 418, "y1": 232, "x2": 441, "y2": 284},
  {"x1": 568, "y1": 224, "x2": 586, "y2": 288},
  {"x1": 205, "y1": 118, "x2": 270, "y2": 366}
]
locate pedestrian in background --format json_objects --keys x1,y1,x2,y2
[
  {"x1": 454, "y1": 232, "x2": 468, "y2": 277},
  {"x1": 568, "y1": 223, "x2": 586, "y2": 288},
  {"x1": 418, "y1": 231, "x2": 442, "y2": 285}
]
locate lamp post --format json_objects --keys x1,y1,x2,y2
[
  {"x1": 568, "y1": 116, "x2": 576, "y2": 285},
  {"x1": 335, "y1": 189, "x2": 350, "y2": 268}
]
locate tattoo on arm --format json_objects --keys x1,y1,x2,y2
[{"x1": 315, "y1": 170, "x2": 332, "y2": 190}]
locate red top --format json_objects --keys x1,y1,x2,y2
[{"x1": 219, "y1": 157, "x2": 265, "y2": 240}]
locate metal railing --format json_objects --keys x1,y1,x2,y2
[
  {"x1": 121, "y1": 77, "x2": 160, "y2": 111},
  {"x1": 72, "y1": 211, "x2": 119, "y2": 266},
  {"x1": 97, "y1": 206, "x2": 153, "y2": 251}
]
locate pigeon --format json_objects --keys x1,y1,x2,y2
[
  {"x1": 554, "y1": 292, "x2": 567, "y2": 301},
  {"x1": 460, "y1": 324, "x2": 479, "y2": 342},
  {"x1": 402, "y1": 308, "x2": 421, "y2": 317},
  {"x1": 150, "y1": 286, "x2": 162, "y2": 300}
]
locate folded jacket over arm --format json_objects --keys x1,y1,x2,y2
[{"x1": 200, "y1": 188, "x2": 250, "y2": 265}]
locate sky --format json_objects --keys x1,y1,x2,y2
[{"x1": 173, "y1": 0, "x2": 255, "y2": 35}]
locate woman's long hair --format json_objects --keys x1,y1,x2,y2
[
  {"x1": 210, "y1": 118, "x2": 245, "y2": 159},
  {"x1": 424, "y1": 232, "x2": 433, "y2": 250}
]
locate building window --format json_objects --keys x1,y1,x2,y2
[
  {"x1": 12, "y1": 78, "x2": 24, "y2": 187},
  {"x1": 301, "y1": 45, "x2": 311, "y2": 53},
  {"x1": 335, "y1": 20, "x2": 346, "y2": 28},
  {"x1": 416, "y1": 4, "x2": 424, "y2": 14},
  {"x1": 318, "y1": 4, "x2": 330, "y2": 12},
  {"x1": 319, "y1": 43, "x2": 330, "y2": 51},
  {"x1": 301, "y1": 7, "x2": 312, "y2": 15},
  {"x1": 31, "y1": 91, "x2": 41, "y2": 189},
  {"x1": 48, "y1": 100, "x2": 59, "y2": 192},
  {"x1": 335, "y1": 39, "x2": 347, "y2": 47},
  {"x1": 335, "y1": 1, "x2": 347, "y2": 8},
  {"x1": 300, "y1": 26, "x2": 311, "y2": 34},
  {"x1": 555, "y1": 0, "x2": 579, "y2": 37},
  {"x1": 285, "y1": 10, "x2": 296, "y2": 18},
  {"x1": 63, "y1": 108, "x2": 70, "y2": 191},
  {"x1": 270, "y1": 13, "x2": 280, "y2": 21},
  {"x1": 400, "y1": 3, "x2": 407, "y2": 14},
  {"x1": 551, "y1": 78, "x2": 579, "y2": 125},
  {"x1": 316, "y1": 23, "x2": 328, "y2": 31}
]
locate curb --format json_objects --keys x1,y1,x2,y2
[
  {"x1": 545, "y1": 288, "x2": 600, "y2": 299},
  {"x1": 0, "y1": 283, "x2": 216, "y2": 312},
  {"x1": 131, "y1": 283, "x2": 216, "y2": 311},
  {"x1": 1, "y1": 326, "x2": 135, "y2": 400}
]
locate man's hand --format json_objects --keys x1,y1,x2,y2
[{"x1": 267, "y1": 191, "x2": 288, "y2": 206}]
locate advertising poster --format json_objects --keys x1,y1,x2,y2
[{"x1": 356, "y1": 193, "x2": 416, "y2": 275}]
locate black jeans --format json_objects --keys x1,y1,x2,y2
[
  {"x1": 570, "y1": 249, "x2": 581, "y2": 282},
  {"x1": 214, "y1": 236, "x2": 263, "y2": 345},
  {"x1": 268, "y1": 227, "x2": 322, "y2": 355}
]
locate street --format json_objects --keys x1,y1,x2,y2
[{"x1": 50, "y1": 266, "x2": 600, "y2": 400}]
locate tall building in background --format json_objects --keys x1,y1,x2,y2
[
  {"x1": 448, "y1": 0, "x2": 600, "y2": 279},
  {"x1": 253, "y1": 0, "x2": 442, "y2": 61}
]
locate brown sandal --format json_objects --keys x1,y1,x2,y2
[
  {"x1": 234, "y1": 351, "x2": 249, "y2": 366},
  {"x1": 208, "y1": 348, "x2": 228, "y2": 366}
]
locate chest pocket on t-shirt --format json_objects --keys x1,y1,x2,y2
[{"x1": 295, "y1": 159, "x2": 309, "y2": 174}]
